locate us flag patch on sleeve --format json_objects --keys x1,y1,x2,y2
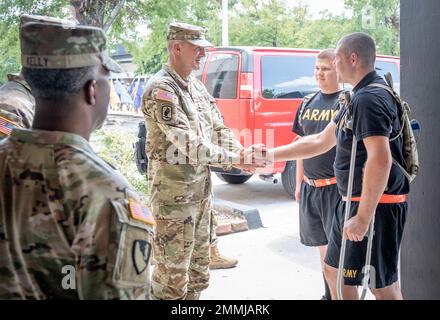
[
  {"x1": 0, "y1": 115, "x2": 16, "y2": 136},
  {"x1": 128, "y1": 198, "x2": 155, "y2": 226},
  {"x1": 155, "y1": 89, "x2": 175, "y2": 103}
]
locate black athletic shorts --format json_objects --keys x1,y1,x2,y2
[
  {"x1": 324, "y1": 200, "x2": 408, "y2": 288},
  {"x1": 299, "y1": 181, "x2": 340, "y2": 247}
]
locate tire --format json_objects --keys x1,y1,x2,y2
[
  {"x1": 215, "y1": 172, "x2": 253, "y2": 184},
  {"x1": 281, "y1": 160, "x2": 297, "y2": 197}
]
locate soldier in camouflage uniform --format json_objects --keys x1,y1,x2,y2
[
  {"x1": 0, "y1": 73, "x2": 35, "y2": 138},
  {"x1": 0, "y1": 16, "x2": 154, "y2": 299},
  {"x1": 209, "y1": 210, "x2": 238, "y2": 270},
  {"x1": 0, "y1": 15, "x2": 75, "y2": 140},
  {"x1": 142, "y1": 22, "x2": 260, "y2": 300}
]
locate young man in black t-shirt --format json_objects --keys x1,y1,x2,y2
[
  {"x1": 258, "y1": 33, "x2": 408, "y2": 299},
  {"x1": 292, "y1": 49, "x2": 342, "y2": 300}
]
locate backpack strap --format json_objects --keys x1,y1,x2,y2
[
  {"x1": 366, "y1": 82, "x2": 409, "y2": 142},
  {"x1": 335, "y1": 90, "x2": 353, "y2": 132},
  {"x1": 298, "y1": 91, "x2": 320, "y2": 127},
  {"x1": 367, "y1": 83, "x2": 401, "y2": 105},
  {"x1": 367, "y1": 79, "x2": 415, "y2": 181},
  {"x1": 383, "y1": 72, "x2": 394, "y2": 89}
]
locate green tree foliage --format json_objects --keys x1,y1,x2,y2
[
  {"x1": 92, "y1": 129, "x2": 148, "y2": 195},
  {"x1": 0, "y1": 25, "x2": 21, "y2": 84},
  {"x1": 128, "y1": 0, "x2": 222, "y2": 75},
  {"x1": 0, "y1": 0, "x2": 402, "y2": 82},
  {"x1": 0, "y1": 0, "x2": 68, "y2": 84},
  {"x1": 131, "y1": 0, "x2": 401, "y2": 74},
  {"x1": 295, "y1": 12, "x2": 355, "y2": 50},
  {"x1": 345, "y1": 0, "x2": 400, "y2": 55},
  {"x1": 0, "y1": 0, "x2": 149, "y2": 83},
  {"x1": 227, "y1": 0, "x2": 307, "y2": 47}
]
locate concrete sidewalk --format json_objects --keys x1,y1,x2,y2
[{"x1": 202, "y1": 174, "x2": 325, "y2": 300}]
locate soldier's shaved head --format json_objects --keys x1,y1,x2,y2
[
  {"x1": 337, "y1": 32, "x2": 376, "y2": 69},
  {"x1": 23, "y1": 66, "x2": 98, "y2": 101}
]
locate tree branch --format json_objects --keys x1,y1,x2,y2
[
  {"x1": 71, "y1": 0, "x2": 88, "y2": 25},
  {"x1": 103, "y1": 0, "x2": 126, "y2": 32}
]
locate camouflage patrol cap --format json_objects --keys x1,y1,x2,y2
[
  {"x1": 20, "y1": 14, "x2": 76, "y2": 27},
  {"x1": 19, "y1": 19, "x2": 122, "y2": 73},
  {"x1": 167, "y1": 22, "x2": 213, "y2": 47}
]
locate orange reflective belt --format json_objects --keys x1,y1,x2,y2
[
  {"x1": 342, "y1": 194, "x2": 407, "y2": 204},
  {"x1": 303, "y1": 176, "x2": 337, "y2": 188}
]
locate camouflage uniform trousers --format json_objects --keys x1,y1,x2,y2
[
  {"x1": 210, "y1": 208, "x2": 219, "y2": 246},
  {"x1": 151, "y1": 197, "x2": 213, "y2": 300}
]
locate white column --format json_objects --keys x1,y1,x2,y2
[{"x1": 222, "y1": 0, "x2": 229, "y2": 46}]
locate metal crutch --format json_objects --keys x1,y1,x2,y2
[
  {"x1": 336, "y1": 124, "x2": 376, "y2": 300},
  {"x1": 360, "y1": 214, "x2": 375, "y2": 300}
]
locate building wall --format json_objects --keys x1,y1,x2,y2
[{"x1": 401, "y1": 0, "x2": 440, "y2": 299}]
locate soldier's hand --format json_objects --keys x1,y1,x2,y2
[
  {"x1": 295, "y1": 187, "x2": 301, "y2": 202},
  {"x1": 242, "y1": 144, "x2": 270, "y2": 166},
  {"x1": 235, "y1": 164, "x2": 257, "y2": 174},
  {"x1": 343, "y1": 215, "x2": 370, "y2": 242}
]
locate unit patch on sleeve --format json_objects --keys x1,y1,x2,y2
[
  {"x1": 132, "y1": 239, "x2": 151, "y2": 275},
  {"x1": 161, "y1": 105, "x2": 173, "y2": 121}
]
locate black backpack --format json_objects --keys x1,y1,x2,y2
[
  {"x1": 367, "y1": 73, "x2": 419, "y2": 182},
  {"x1": 337, "y1": 72, "x2": 420, "y2": 183},
  {"x1": 134, "y1": 121, "x2": 148, "y2": 174}
]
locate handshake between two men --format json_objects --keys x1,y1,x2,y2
[{"x1": 234, "y1": 144, "x2": 271, "y2": 174}]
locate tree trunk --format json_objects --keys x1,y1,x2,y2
[{"x1": 70, "y1": 0, "x2": 126, "y2": 31}]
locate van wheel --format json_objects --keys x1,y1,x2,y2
[
  {"x1": 216, "y1": 173, "x2": 253, "y2": 184},
  {"x1": 281, "y1": 161, "x2": 297, "y2": 197}
]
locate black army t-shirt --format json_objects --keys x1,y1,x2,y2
[
  {"x1": 333, "y1": 71, "x2": 409, "y2": 197},
  {"x1": 292, "y1": 91, "x2": 341, "y2": 179}
]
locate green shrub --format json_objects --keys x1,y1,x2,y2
[{"x1": 91, "y1": 128, "x2": 148, "y2": 196}]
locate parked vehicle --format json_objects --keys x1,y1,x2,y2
[{"x1": 194, "y1": 46, "x2": 400, "y2": 196}]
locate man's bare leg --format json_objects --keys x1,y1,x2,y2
[
  {"x1": 318, "y1": 246, "x2": 332, "y2": 299},
  {"x1": 371, "y1": 282, "x2": 403, "y2": 300},
  {"x1": 323, "y1": 263, "x2": 359, "y2": 300}
]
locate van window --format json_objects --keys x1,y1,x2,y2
[
  {"x1": 340, "y1": 60, "x2": 400, "y2": 93},
  {"x1": 204, "y1": 53, "x2": 239, "y2": 99},
  {"x1": 375, "y1": 61, "x2": 400, "y2": 93},
  {"x1": 261, "y1": 55, "x2": 318, "y2": 99}
]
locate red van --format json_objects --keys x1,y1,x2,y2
[{"x1": 194, "y1": 46, "x2": 400, "y2": 196}]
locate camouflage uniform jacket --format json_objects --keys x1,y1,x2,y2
[
  {"x1": 0, "y1": 74, "x2": 35, "y2": 139},
  {"x1": 0, "y1": 129, "x2": 154, "y2": 299},
  {"x1": 142, "y1": 64, "x2": 243, "y2": 205}
]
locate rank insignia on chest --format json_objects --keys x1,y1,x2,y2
[
  {"x1": 128, "y1": 198, "x2": 155, "y2": 226},
  {"x1": 162, "y1": 105, "x2": 173, "y2": 121}
]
